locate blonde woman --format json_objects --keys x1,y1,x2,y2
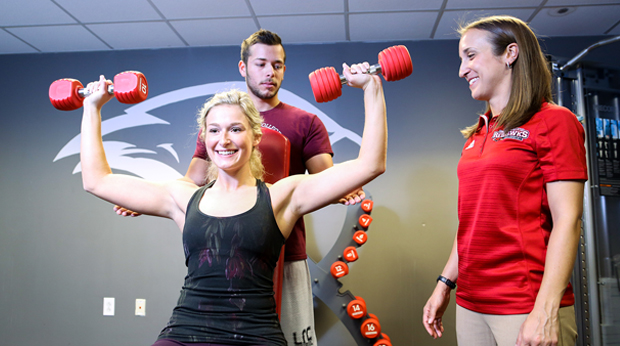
[{"x1": 80, "y1": 62, "x2": 385, "y2": 346}]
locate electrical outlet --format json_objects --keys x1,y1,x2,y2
[
  {"x1": 135, "y1": 298, "x2": 146, "y2": 316},
  {"x1": 103, "y1": 297, "x2": 115, "y2": 316}
]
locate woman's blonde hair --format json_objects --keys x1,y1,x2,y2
[
  {"x1": 458, "y1": 15, "x2": 553, "y2": 138},
  {"x1": 197, "y1": 90, "x2": 264, "y2": 182}
]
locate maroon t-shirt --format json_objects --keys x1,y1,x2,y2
[{"x1": 194, "y1": 102, "x2": 333, "y2": 261}]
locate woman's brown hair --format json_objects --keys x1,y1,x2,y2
[{"x1": 458, "y1": 15, "x2": 553, "y2": 138}]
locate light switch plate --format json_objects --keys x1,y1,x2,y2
[
  {"x1": 135, "y1": 298, "x2": 146, "y2": 316},
  {"x1": 103, "y1": 297, "x2": 115, "y2": 316}
]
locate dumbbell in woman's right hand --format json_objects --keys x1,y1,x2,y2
[
  {"x1": 49, "y1": 71, "x2": 148, "y2": 111},
  {"x1": 308, "y1": 45, "x2": 412, "y2": 103}
]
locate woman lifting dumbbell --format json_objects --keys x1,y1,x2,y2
[
  {"x1": 79, "y1": 61, "x2": 386, "y2": 346},
  {"x1": 422, "y1": 15, "x2": 587, "y2": 346}
]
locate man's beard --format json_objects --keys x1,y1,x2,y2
[{"x1": 247, "y1": 77, "x2": 280, "y2": 100}]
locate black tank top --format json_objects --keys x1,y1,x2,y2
[{"x1": 158, "y1": 180, "x2": 286, "y2": 345}]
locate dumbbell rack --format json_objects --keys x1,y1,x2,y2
[{"x1": 308, "y1": 192, "x2": 389, "y2": 345}]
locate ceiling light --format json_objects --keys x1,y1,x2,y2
[{"x1": 547, "y1": 7, "x2": 576, "y2": 17}]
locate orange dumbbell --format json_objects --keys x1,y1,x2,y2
[
  {"x1": 374, "y1": 333, "x2": 392, "y2": 346},
  {"x1": 347, "y1": 296, "x2": 367, "y2": 319},
  {"x1": 359, "y1": 214, "x2": 373, "y2": 228},
  {"x1": 353, "y1": 230, "x2": 368, "y2": 245},
  {"x1": 361, "y1": 200, "x2": 374, "y2": 213},
  {"x1": 343, "y1": 246, "x2": 359, "y2": 262},
  {"x1": 361, "y1": 313, "x2": 381, "y2": 339},
  {"x1": 330, "y1": 261, "x2": 349, "y2": 278}
]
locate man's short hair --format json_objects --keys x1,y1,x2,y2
[{"x1": 240, "y1": 29, "x2": 286, "y2": 64}]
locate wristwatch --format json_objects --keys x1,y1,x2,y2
[{"x1": 437, "y1": 275, "x2": 456, "y2": 289}]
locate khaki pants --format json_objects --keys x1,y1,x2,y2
[
  {"x1": 279, "y1": 260, "x2": 317, "y2": 346},
  {"x1": 456, "y1": 304, "x2": 577, "y2": 346}
]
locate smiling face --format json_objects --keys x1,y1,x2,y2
[
  {"x1": 458, "y1": 28, "x2": 513, "y2": 115},
  {"x1": 205, "y1": 104, "x2": 260, "y2": 175},
  {"x1": 240, "y1": 43, "x2": 286, "y2": 101}
]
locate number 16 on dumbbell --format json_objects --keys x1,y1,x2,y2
[
  {"x1": 49, "y1": 71, "x2": 148, "y2": 111},
  {"x1": 308, "y1": 45, "x2": 412, "y2": 103}
]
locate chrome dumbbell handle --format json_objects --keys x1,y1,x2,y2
[
  {"x1": 77, "y1": 84, "x2": 115, "y2": 98},
  {"x1": 337, "y1": 64, "x2": 383, "y2": 84}
]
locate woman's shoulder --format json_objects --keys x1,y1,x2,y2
[
  {"x1": 265, "y1": 175, "x2": 304, "y2": 203},
  {"x1": 169, "y1": 180, "x2": 202, "y2": 207},
  {"x1": 536, "y1": 102, "x2": 577, "y2": 120},
  {"x1": 530, "y1": 103, "x2": 584, "y2": 138}
]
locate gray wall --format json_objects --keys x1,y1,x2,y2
[{"x1": 0, "y1": 36, "x2": 618, "y2": 346}]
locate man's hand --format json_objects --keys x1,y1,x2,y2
[
  {"x1": 339, "y1": 187, "x2": 366, "y2": 205},
  {"x1": 113, "y1": 205, "x2": 141, "y2": 217}
]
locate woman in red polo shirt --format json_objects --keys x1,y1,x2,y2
[{"x1": 423, "y1": 15, "x2": 587, "y2": 346}]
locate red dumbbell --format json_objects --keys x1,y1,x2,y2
[
  {"x1": 374, "y1": 333, "x2": 392, "y2": 346},
  {"x1": 361, "y1": 313, "x2": 382, "y2": 339},
  {"x1": 343, "y1": 246, "x2": 359, "y2": 262},
  {"x1": 359, "y1": 214, "x2": 373, "y2": 229},
  {"x1": 361, "y1": 200, "x2": 374, "y2": 213},
  {"x1": 49, "y1": 71, "x2": 149, "y2": 111},
  {"x1": 353, "y1": 230, "x2": 368, "y2": 246},
  {"x1": 347, "y1": 296, "x2": 367, "y2": 319},
  {"x1": 330, "y1": 261, "x2": 349, "y2": 278},
  {"x1": 308, "y1": 45, "x2": 412, "y2": 103}
]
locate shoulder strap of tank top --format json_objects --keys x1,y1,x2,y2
[
  {"x1": 255, "y1": 179, "x2": 276, "y2": 212},
  {"x1": 186, "y1": 180, "x2": 216, "y2": 213},
  {"x1": 256, "y1": 179, "x2": 267, "y2": 200}
]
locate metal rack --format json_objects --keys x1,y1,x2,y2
[{"x1": 553, "y1": 37, "x2": 620, "y2": 345}]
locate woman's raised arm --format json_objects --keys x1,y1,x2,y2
[
  {"x1": 80, "y1": 76, "x2": 194, "y2": 228},
  {"x1": 270, "y1": 62, "x2": 387, "y2": 236}
]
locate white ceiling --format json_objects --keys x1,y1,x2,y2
[{"x1": 1, "y1": 0, "x2": 619, "y2": 55}]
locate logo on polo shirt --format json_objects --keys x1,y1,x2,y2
[{"x1": 492, "y1": 127, "x2": 530, "y2": 142}]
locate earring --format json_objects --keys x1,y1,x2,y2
[{"x1": 506, "y1": 62, "x2": 512, "y2": 69}]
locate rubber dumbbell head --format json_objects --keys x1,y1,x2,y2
[
  {"x1": 49, "y1": 71, "x2": 148, "y2": 111},
  {"x1": 359, "y1": 214, "x2": 373, "y2": 228},
  {"x1": 343, "y1": 246, "x2": 359, "y2": 262},
  {"x1": 347, "y1": 297, "x2": 367, "y2": 319},
  {"x1": 361, "y1": 313, "x2": 382, "y2": 339},
  {"x1": 374, "y1": 334, "x2": 392, "y2": 346},
  {"x1": 309, "y1": 67, "x2": 343, "y2": 104},
  {"x1": 353, "y1": 230, "x2": 368, "y2": 245},
  {"x1": 361, "y1": 200, "x2": 374, "y2": 213},
  {"x1": 378, "y1": 45, "x2": 413, "y2": 82},
  {"x1": 113, "y1": 71, "x2": 149, "y2": 104},
  {"x1": 308, "y1": 45, "x2": 412, "y2": 103},
  {"x1": 330, "y1": 261, "x2": 349, "y2": 278}
]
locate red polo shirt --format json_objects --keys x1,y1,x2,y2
[{"x1": 455, "y1": 103, "x2": 587, "y2": 314}]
